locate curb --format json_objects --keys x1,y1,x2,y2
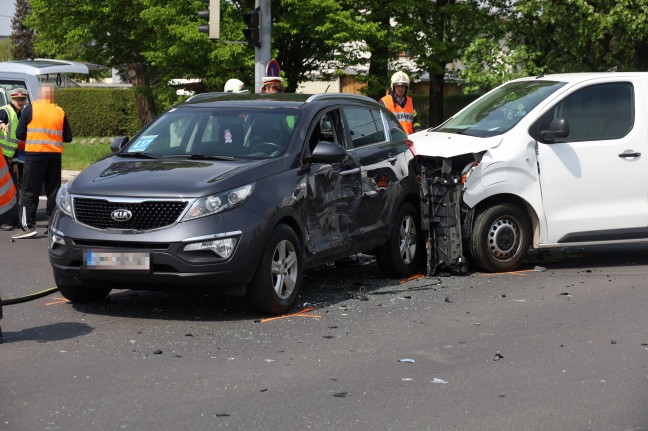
[{"x1": 62, "y1": 170, "x2": 81, "y2": 184}]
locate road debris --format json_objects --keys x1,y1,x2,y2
[
  {"x1": 399, "y1": 358, "x2": 416, "y2": 364},
  {"x1": 494, "y1": 352, "x2": 504, "y2": 361}
]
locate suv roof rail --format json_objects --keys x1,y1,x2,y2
[
  {"x1": 186, "y1": 92, "x2": 233, "y2": 102},
  {"x1": 305, "y1": 93, "x2": 376, "y2": 104}
]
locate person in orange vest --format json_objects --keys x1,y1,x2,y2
[
  {"x1": 0, "y1": 87, "x2": 28, "y2": 230},
  {"x1": 379, "y1": 71, "x2": 422, "y2": 135},
  {"x1": 12, "y1": 84, "x2": 72, "y2": 239}
]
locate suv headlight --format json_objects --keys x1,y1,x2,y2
[
  {"x1": 183, "y1": 183, "x2": 254, "y2": 221},
  {"x1": 56, "y1": 183, "x2": 73, "y2": 216}
]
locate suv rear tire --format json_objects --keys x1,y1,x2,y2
[{"x1": 376, "y1": 202, "x2": 422, "y2": 278}]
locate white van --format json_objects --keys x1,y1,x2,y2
[
  {"x1": 0, "y1": 58, "x2": 92, "y2": 102},
  {"x1": 411, "y1": 72, "x2": 645, "y2": 273}
]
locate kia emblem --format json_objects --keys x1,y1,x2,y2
[{"x1": 111, "y1": 209, "x2": 132, "y2": 222}]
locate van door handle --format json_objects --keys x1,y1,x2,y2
[{"x1": 618, "y1": 152, "x2": 641, "y2": 158}]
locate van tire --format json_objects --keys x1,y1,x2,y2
[
  {"x1": 247, "y1": 224, "x2": 303, "y2": 315},
  {"x1": 376, "y1": 202, "x2": 422, "y2": 278},
  {"x1": 469, "y1": 203, "x2": 531, "y2": 273}
]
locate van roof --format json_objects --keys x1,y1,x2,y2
[{"x1": 0, "y1": 58, "x2": 95, "y2": 75}]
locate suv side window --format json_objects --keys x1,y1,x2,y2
[
  {"x1": 307, "y1": 110, "x2": 342, "y2": 153},
  {"x1": 386, "y1": 114, "x2": 408, "y2": 141},
  {"x1": 535, "y1": 82, "x2": 634, "y2": 142},
  {"x1": 343, "y1": 107, "x2": 387, "y2": 149}
]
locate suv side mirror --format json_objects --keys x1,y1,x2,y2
[
  {"x1": 110, "y1": 136, "x2": 129, "y2": 153},
  {"x1": 308, "y1": 140, "x2": 347, "y2": 163},
  {"x1": 540, "y1": 118, "x2": 570, "y2": 142}
]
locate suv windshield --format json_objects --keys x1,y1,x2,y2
[
  {"x1": 124, "y1": 107, "x2": 300, "y2": 159},
  {"x1": 438, "y1": 80, "x2": 566, "y2": 137}
]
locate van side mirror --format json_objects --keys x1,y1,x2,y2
[
  {"x1": 110, "y1": 136, "x2": 129, "y2": 153},
  {"x1": 540, "y1": 118, "x2": 570, "y2": 142}
]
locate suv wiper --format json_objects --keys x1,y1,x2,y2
[
  {"x1": 117, "y1": 151, "x2": 160, "y2": 159},
  {"x1": 184, "y1": 153, "x2": 235, "y2": 161}
]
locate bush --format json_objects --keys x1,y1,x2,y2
[{"x1": 57, "y1": 88, "x2": 142, "y2": 137}]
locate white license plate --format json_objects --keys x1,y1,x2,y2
[{"x1": 84, "y1": 250, "x2": 150, "y2": 271}]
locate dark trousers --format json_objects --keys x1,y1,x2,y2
[{"x1": 21, "y1": 159, "x2": 61, "y2": 229}]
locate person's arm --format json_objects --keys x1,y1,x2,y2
[
  {"x1": 412, "y1": 109, "x2": 422, "y2": 133},
  {"x1": 15, "y1": 105, "x2": 31, "y2": 141},
  {"x1": 0, "y1": 109, "x2": 8, "y2": 134},
  {"x1": 62, "y1": 115, "x2": 72, "y2": 142}
]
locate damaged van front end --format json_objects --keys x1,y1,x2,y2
[{"x1": 412, "y1": 78, "x2": 569, "y2": 274}]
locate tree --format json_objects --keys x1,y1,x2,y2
[
  {"x1": 394, "y1": 0, "x2": 486, "y2": 126},
  {"x1": 0, "y1": 38, "x2": 12, "y2": 62},
  {"x1": 461, "y1": 0, "x2": 648, "y2": 93},
  {"x1": 10, "y1": 0, "x2": 36, "y2": 60},
  {"x1": 270, "y1": 0, "x2": 377, "y2": 93}
]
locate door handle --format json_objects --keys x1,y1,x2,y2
[{"x1": 618, "y1": 152, "x2": 641, "y2": 158}]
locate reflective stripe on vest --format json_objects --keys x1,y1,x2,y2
[
  {"x1": 25, "y1": 100, "x2": 65, "y2": 154},
  {"x1": 0, "y1": 157, "x2": 17, "y2": 214},
  {"x1": 381, "y1": 95, "x2": 415, "y2": 134},
  {"x1": 0, "y1": 105, "x2": 20, "y2": 157}
]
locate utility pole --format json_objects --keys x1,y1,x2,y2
[{"x1": 256, "y1": 0, "x2": 271, "y2": 93}]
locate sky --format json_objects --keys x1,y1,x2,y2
[{"x1": 0, "y1": 0, "x2": 15, "y2": 37}]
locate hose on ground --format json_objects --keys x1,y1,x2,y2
[{"x1": 1, "y1": 287, "x2": 59, "y2": 306}]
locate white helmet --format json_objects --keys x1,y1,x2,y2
[
  {"x1": 390, "y1": 71, "x2": 410, "y2": 90},
  {"x1": 224, "y1": 79, "x2": 249, "y2": 93}
]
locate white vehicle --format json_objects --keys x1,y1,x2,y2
[
  {"x1": 411, "y1": 72, "x2": 644, "y2": 273},
  {"x1": 0, "y1": 58, "x2": 92, "y2": 102}
]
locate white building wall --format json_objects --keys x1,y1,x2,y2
[{"x1": 297, "y1": 79, "x2": 340, "y2": 94}]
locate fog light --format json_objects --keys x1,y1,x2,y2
[
  {"x1": 183, "y1": 237, "x2": 238, "y2": 258},
  {"x1": 48, "y1": 231, "x2": 65, "y2": 249}
]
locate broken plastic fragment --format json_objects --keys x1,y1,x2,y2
[
  {"x1": 431, "y1": 378, "x2": 448, "y2": 384},
  {"x1": 399, "y1": 358, "x2": 416, "y2": 364}
]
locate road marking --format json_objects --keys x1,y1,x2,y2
[
  {"x1": 256, "y1": 307, "x2": 321, "y2": 323},
  {"x1": 45, "y1": 297, "x2": 70, "y2": 306},
  {"x1": 400, "y1": 274, "x2": 425, "y2": 284},
  {"x1": 479, "y1": 269, "x2": 534, "y2": 276}
]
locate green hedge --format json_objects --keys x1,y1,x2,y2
[{"x1": 57, "y1": 88, "x2": 142, "y2": 137}]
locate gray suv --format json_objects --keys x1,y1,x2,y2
[{"x1": 49, "y1": 93, "x2": 422, "y2": 314}]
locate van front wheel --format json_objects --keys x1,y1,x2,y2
[{"x1": 470, "y1": 204, "x2": 531, "y2": 273}]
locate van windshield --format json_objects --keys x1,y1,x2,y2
[
  {"x1": 438, "y1": 80, "x2": 566, "y2": 137},
  {"x1": 124, "y1": 107, "x2": 300, "y2": 159}
]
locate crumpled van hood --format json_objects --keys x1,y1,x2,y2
[{"x1": 409, "y1": 130, "x2": 503, "y2": 158}]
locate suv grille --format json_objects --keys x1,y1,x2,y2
[{"x1": 74, "y1": 198, "x2": 189, "y2": 230}]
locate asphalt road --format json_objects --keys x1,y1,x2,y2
[{"x1": 2, "y1": 210, "x2": 648, "y2": 430}]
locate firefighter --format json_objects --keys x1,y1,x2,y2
[
  {"x1": 223, "y1": 79, "x2": 250, "y2": 94},
  {"x1": 0, "y1": 87, "x2": 28, "y2": 230},
  {"x1": 379, "y1": 71, "x2": 422, "y2": 134}
]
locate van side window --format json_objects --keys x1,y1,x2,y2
[
  {"x1": 343, "y1": 107, "x2": 386, "y2": 149},
  {"x1": 536, "y1": 82, "x2": 634, "y2": 142}
]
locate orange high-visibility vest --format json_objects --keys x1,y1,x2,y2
[
  {"x1": 0, "y1": 155, "x2": 17, "y2": 216},
  {"x1": 25, "y1": 100, "x2": 65, "y2": 154},
  {"x1": 381, "y1": 95, "x2": 415, "y2": 134}
]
